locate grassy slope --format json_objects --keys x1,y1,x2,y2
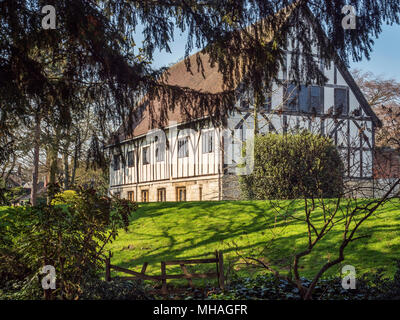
[
  {"x1": 2, "y1": 201, "x2": 399, "y2": 286},
  {"x1": 107, "y1": 199, "x2": 400, "y2": 285}
]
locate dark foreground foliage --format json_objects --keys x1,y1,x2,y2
[
  {"x1": 157, "y1": 262, "x2": 400, "y2": 300},
  {"x1": 0, "y1": 276, "x2": 148, "y2": 300},
  {"x1": 0, "y1": 187, "x2": 138, "y2": 300},
  {"x1": 2, "y1": 263, "x2": 400, "y2": 300}
]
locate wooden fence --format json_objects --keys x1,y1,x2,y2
[{"x1": 105, "y1": 250, "x2": 224, "y2": 294}]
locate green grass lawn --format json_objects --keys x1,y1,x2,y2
[
  {"x1": 3, "y1": 200, "x2": 400, "y2": 288},
  {"x1": 106, "y1": 199, "x2": 400, "y2": 286}
]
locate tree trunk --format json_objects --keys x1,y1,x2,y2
[
  {"x1": 46, "y1": 128, "x2": 60, "y2": 204},
  {"x1": 63, "y1": 152, "x2": 69, "y2": 189},
  {"x1": 70, "y1": 156, "x2": 77, "y2": 187},
  {"x1": 63, "y1": 141, "x2": 70, "y2": 190},
  {"x1": 253, "y1": 91, "x2": 264, "y2": 136},
  {"x1": 31, "y1": 114, "x2": 41, "y2": 206},
  {"x1": 70, "y1": 131, "x2": 80, "y2": 187},
  {"x1": 253, "y1": 102, "x2": 259, "y2": 135},
  {"x1": 46, "y1": 146, "x2": 59, "y2": 204},
  {"x1": 4, "y1": 155, "x2": 16, "y2": 184}
]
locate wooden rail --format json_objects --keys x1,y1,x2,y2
[{"x1": 105, "y1": 250, "x2": 224, "y2": 294}]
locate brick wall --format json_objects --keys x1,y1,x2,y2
[{"x1": 374, "y1": 148, "x2": 400, "y2": 179}]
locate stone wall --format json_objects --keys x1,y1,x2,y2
[
  {"x1": 111, "y1": 175, "x2": 395, "y2": 202},
  {"x1": 221, "y1": 174, "x2": 243, "y2": 200},
  {"x1": 343, "y1": 178, "x2": 400, "y2": 199},
  {"x1": 371, "y1": 178, "x2": 400, "y2": 198},
  {"x1": 110, "y1": 175, "x2": 220, "y2": 202},
  {"x1": 343, "y1": 178, "x2": 375, "y2": 198}
]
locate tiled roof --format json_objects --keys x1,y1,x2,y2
[{"x1": 127, "y1": 51, "x2": 225, "y2": 139}]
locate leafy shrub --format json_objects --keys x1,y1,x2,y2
[
  {"x1": 172, "y1": 265, "x2": 400, "y2": 300},
  {"x1": 80, "y1": 278, "x2": 148, "y2": 300},
  {"x1": 0, "y1": 273, "x2": 44, "y2": 300},
  {"x1": 240, "y1": 132, "x2": 344, "y2": 199},
  {"x1": 0, "y1": 186, "x2": 28, "y2": 205},
  {"x1": 0, "y1": 208, "x2": 31, "y2": 286},
  {"x1": 51, "y1": 190, "x2": 79, "y2": 205},
  {"x1": 205, "y1": 261, "x2": 400, "y2": 300},
  {"x1": 0, "y1": 187, "x2": 138, "y2": 300}
]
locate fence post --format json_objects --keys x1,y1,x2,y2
[
  {"x1": 215, "y1": 250, "x2": 219, "y2": 285},
  {"x1": 161, "y1": 261, "x2": 167, "y2": 294},
  {"x1": 105, "y1": 251, "x2": 111, "y2": 282},
  {"x1": 180, "y1": 264, "x2": 194, "y2": 288},
  {"x1": 137, "y1": 262, "x2": 148, "y2": 285},
  {"x1": 218, "y1": 251, "x2": 225, "y2": 290}
]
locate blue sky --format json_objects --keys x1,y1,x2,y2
[
  {"x1": 141, "y1": 23, "x2": 400, "y2": 81},
  {"x1": 350, "y1": 24, "x2": 400, "y2": 80}
]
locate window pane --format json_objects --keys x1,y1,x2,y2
[
  {"x1": 299, "y1": 85, "x2": 309, "y2": 112},
  {"x1": 208, "y1": 133, "x2": 213, "y2": 153},
  {"x1": 157, "y1": 188, "x2": 166, "y2": 201},
  {"x1": 264, "y1": 94, "x2": 272, "y2": 111},
  {"x1": 286, "y1": 84, "x2": 298, "y2": 110},
  {"x1": 127, "y1": 151, "x2": 134, "y2": 167},
  {"x1": 141, "y1": 190, "x2": 149, "y2": 202},
  {"x1": 202, "y1": 131, "x2": 214, "y2": 153},
  {"x1": 156, "y1": 144, "x2": 164, "y2": 162},
  {"x1": 241, "y1": 125, "x2": 246, "y2": 141},
  {"x1": 176, "y1": 187, "x2": 186, "y2": 201},
  {"x1": 178, "y1": 138, "x2": 188, "y2": 158},
  {"x1": 240, "y1": 99, "x2": 249, "y2": 109},
  {"x1": 334, "y1": 88, "x2": 348, "y2": 115},
  {"x1": 143, "y1": 147, "x2": 150, "y2": 164},
  {"x1": 310, "y1": 86, "x2": 322, "y2": 113},
  {"x1": 113, "y1": 155, "x2": 120, "y2": 171}
]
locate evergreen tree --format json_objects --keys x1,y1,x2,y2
[{"x1": 1, "y1": 0, "x2": 399, "y2": 166}]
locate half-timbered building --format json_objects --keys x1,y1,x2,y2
[{"x1": 107, "y1": 8, "x2": 381, "y2": 202}]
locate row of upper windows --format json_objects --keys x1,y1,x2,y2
[
  {"x1": 112, "y1": 131, "x2": 215, "y2": 171},
  {"x1": 286, "y1": 85, "x2": 349, "y2": 115},
  {"x1": 239, "y1": 85, "x2": 350, "y2": 116}
]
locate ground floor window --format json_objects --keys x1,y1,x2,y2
[
  {"x1": 127, "y1": 191, "x2": 134, "y2": 202},
  {"x1": 141, "y1": 190, "x2": 149, "y2": 202},
  {"x1": 199, "y1": 187, "x2": 203, "y2": 201},
  {"x1": 157, "y1": 188, "x2": 166, "y2": 202},
  {"x1": 176, "y1": 187, "x2": 186, "y2": 201}
]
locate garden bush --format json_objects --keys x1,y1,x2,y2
[
  {"x1": 0, "y1": 187, "x2": 138, "y2": 300},
  {"x1": 240, "y1": 131, "x2": 344, "y2": 199},
  {"x1": 0, "y1": 186, "x2": 28, "y2": 205},
  {"x1": 51, "y1": 189, "x2": 79, "y2": 205}
]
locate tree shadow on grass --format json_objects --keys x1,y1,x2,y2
[{"x1": 110, "y1": 200, "x2": 400, "y2": 282}]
